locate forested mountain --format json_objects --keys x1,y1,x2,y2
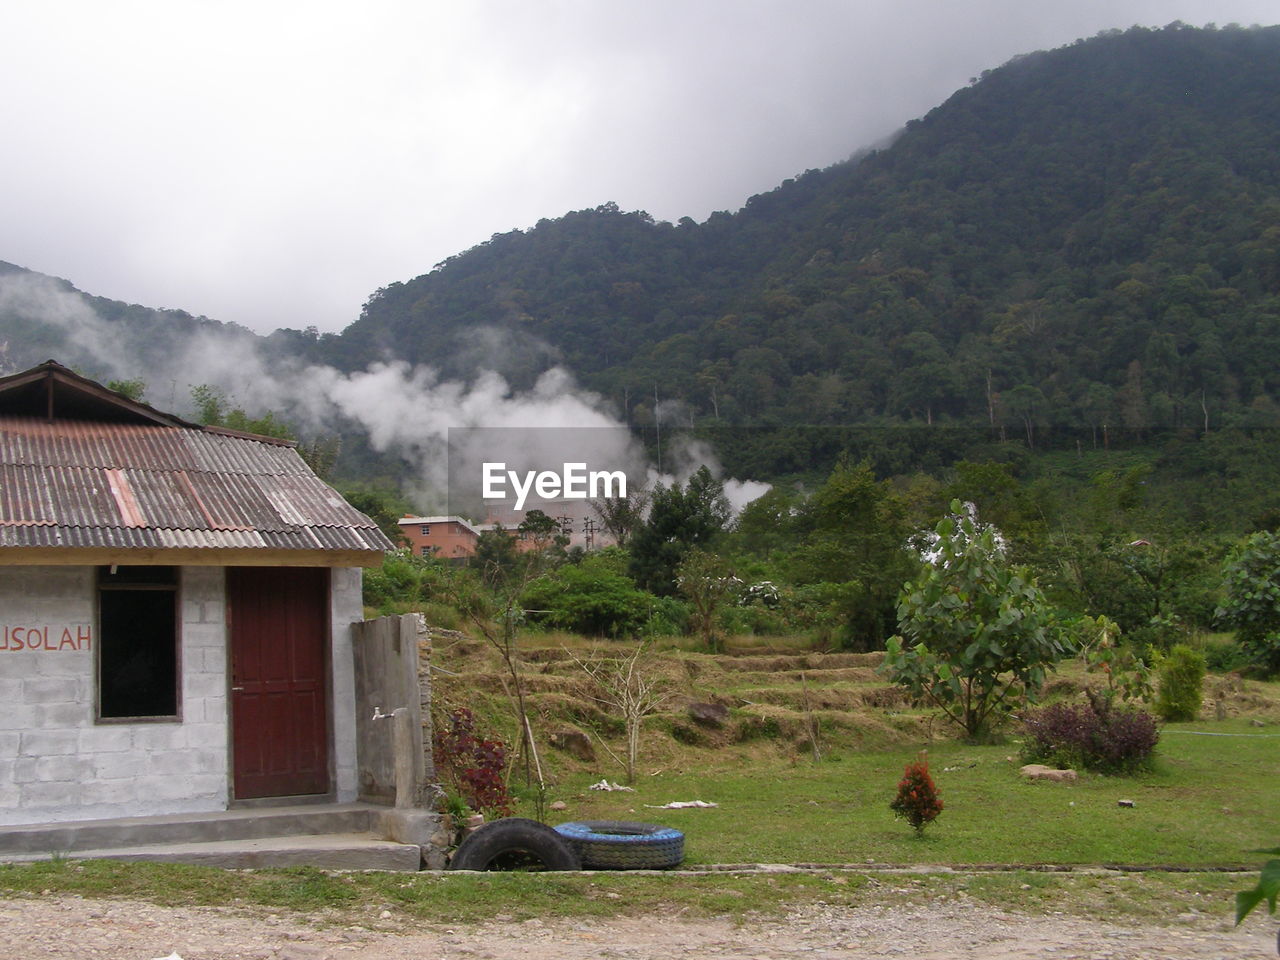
[
  {"x1": 332, "y1": 23, "x2": 1280, "y2": 444},
  {"x1": 0, "y1": 260, "x2": 272, "y2": 379}
]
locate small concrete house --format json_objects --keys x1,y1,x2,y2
[{"x1": 0, "y1": 361, "x2": 397, "y2": 830}]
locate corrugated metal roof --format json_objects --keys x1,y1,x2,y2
[{"x1": 0, "y1": 417, "x2": 395, "y2": 556}]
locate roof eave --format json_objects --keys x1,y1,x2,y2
[{"x1": 0, "y1": 546, "x2": 388, "y2": 568}]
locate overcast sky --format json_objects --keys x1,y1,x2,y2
[{"x1": 0, "y1": 1, "x2": 1275, "y2": 335}]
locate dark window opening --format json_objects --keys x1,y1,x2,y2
[{"x1": 98, "y1": 566, "x2": 179, "y2": 720}]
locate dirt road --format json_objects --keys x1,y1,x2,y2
[{"x1": 1, "y1": 894, "x2": 1274, "y2": 960}]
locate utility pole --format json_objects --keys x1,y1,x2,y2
[{"x1": 654, "y1": 383, "x2": 662, "y2": 474}]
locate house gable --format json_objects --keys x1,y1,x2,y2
[
  {"x1": 0, "y1": 359, "x2": 194, "y2": 427},
  {"x1": 0, "y1": 362, "x2": 394, "y2": 566}
]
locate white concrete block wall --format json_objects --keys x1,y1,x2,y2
[
  {"x1": 330, "y1": 566, "x2": 363, "y2": 803},
  {"x1": 0, "y1": 565, "x2": 231, "y2": 825}
]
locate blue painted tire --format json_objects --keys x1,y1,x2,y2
[{"x1": 553, "y1": 820, "x2": 685, "y2": 870}]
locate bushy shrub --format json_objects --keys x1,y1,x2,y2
[
  {"x1": 432, "y1": 708, "x2": 513, "y2": 817},
  {"x1": 520, "y1": 559, "x2": 650, "y2": 637},
  {"x1": 1201, "y1": 637, "x2": 1249, "y2": 673},
  {"x1": 363, "y1": 549, "x2": 446, "y2": 612},
  {"x1": 640, "y1": 595, "x2": 690, "y2": 637},
  {"x1": 1155, "y1": 643, "x2": 1206, "y2": 721},
  {"x1": 1022, "y1": 691, "x2": 1159, "y2": 774},
  {"x1": 717, "y1": 603, "x2": 788, "y2": 636},
  {"x1": 890, "y1": 753, "x2": 943, "y2": 835}
]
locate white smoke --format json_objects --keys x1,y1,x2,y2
[
  {"x1": 0, "y1": 273, "x2": 140, "y2": 376},
  {"x1": 652, "y1": 437, "x2": 772, "y2": 516},
  {"x1": 0, "y1": 271, "x2": 769, "y2": 517},
  {"x1": 295, "y1": 361, "x2": 643, "y2": 511}
]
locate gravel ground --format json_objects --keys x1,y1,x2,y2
[{"x1": 0, "y1": 894, "x2": 1275, "y2": 960}]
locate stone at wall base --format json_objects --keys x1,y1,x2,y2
[{"x1": 378, "y1": 808, "x2": 452, "y2": 870}]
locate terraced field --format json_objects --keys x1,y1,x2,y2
[{"x1": 425, "y1": 631, "x2": 933, "y2": 785}]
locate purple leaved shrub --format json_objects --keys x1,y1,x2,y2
[{"x1": 1022, "y1": 690, "x2": 1159, "y2": 775}]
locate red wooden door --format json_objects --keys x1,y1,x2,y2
[{"x1": 228, "y1": 567, "x2": 331, "y2": 799}]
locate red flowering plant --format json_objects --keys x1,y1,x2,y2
[{"x1": 890, "y1": 751, "x2": 943, "y2": 836}]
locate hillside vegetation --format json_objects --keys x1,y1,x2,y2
[
  {"x1": 5, "y1": 25, "x2": 1280, "y2": 490},
  {"x1": 337, "y1": 24, "x2": 1280, "y2": 447}
]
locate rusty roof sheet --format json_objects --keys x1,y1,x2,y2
[{"x1": 0, "y1": 417, "x2": 394, "y2": 556}]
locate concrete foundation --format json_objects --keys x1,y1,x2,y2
[{"x1": 0, "y1": 802, "x2": 450, "y2": 871}]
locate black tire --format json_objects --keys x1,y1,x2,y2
[
  {"x1": 553, "y1": 820, "x2": 685, "y2": 870},
  {"x1": 448, "y1": 817, "x2": 582, "y2": 871}
]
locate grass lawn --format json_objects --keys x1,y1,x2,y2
[
  {"x1": 1, "y1": 636, "x2": 1275, "y2": 929},
  {"x1": 550, "y1": 717, "x2": 1279, "y2": 868},
  {"x1": 0, "y1": 717, "x2": 1273, "y2": 928},
  {"x1": 0, "y1": 859, "x2": 1260, "y2": 928}
]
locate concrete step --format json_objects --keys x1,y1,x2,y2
[
  {"x1": 0, "y1": 832, "x2": 423, "y2": 871},
  {"x1": 0, "y1": 803, "x2": 385, "y2": 856}
]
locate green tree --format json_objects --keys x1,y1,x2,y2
[
  {"x1": 107, "y1": 377, "x2": 146, "y2": 401},
  {"x1": 676, "y1": 548, "x2": 741, "y2": 653},
  {"x1": 297, "y1": 435, "x2": 342, "y2": 480},
  {"x1": 338, "y1": 483, "x2": 413, "y2": 545},
  {"x1": 787, "y1": 460, "x2": 914, "y2": 651},
  {"x1": 471, "y1": 525, "x2": 520, "y2": 586},
  {"x1": 1074, "y1": 614, "x2": 1153, "y2": 704},
  {"x1": 189, "y1": 384, "x2": 295, "y2": 440},
  {"x1": 590, "y1": 487, "x2": 651, "y2": 548},
  {"x1": 1002, "y1": 384, "x2": 1047, "y2": 448},
  {"x1": 190, "y1": 383, "x2": 227, "y2": 426},
  {"x1": 1078, "y1": 381, "x2": 1115, "y2": 448},
  {"x1": 883, "y1": 501, "x2": 1068, "y2": 741},
  {"x1": 518, "y1": 508, "x2": 569, "y2": 564},
  {"x1": 629, "y1": 466, "x2": 729, "y2": 595},
  {"x1": 730, "y1": 486, "x2": 795, "y2": 559},
  {"x1": 188, "y1": 383, "x2": 342, "y2": 478},
  {"x1": 944, "y1": 460, "x2": 1045, "y2": 550},
  {"x1": 1216, "y1": 530, "x2": 1280, "y2": 674}
]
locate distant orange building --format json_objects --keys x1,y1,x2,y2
[
  {"x1": 398, "y1": 502, "x2": 612, "y2": 562},
  {"x1": 398, "y1": 516, "x2": 485, "y2": 561},
  {"x1": 397, "y1": 515, "x2": 547, "y2": 562}
]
